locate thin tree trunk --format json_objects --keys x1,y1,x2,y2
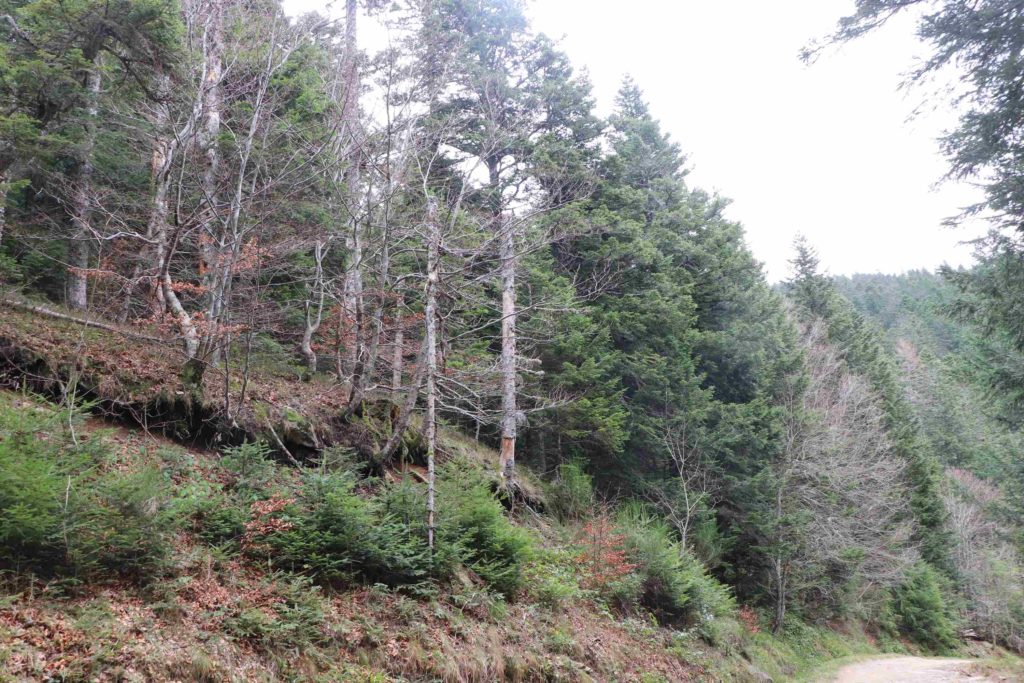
[
  {"x1": 0, "y1": 168, "x2": 8, "y2": 246},
  {"x1": 301, "y1": 240, "x2": 327, "y2": 373},
  {"x1": 498, "y1": 216, "x2": 518, "y2": 485},
  {"x1": 67, "y1": 58, "x2": 102, "y2": 311},
  {"x1": 773, "y1": 561, "x2": 787, "y2": 633},
  {"x1": 376, "y1": 335, "x2": 427, "y2": 462},
  {"x1": 339, "y1": 0, "x2": 363, "y2": 396},
  {"x1": 125, "y1": 69, "x2": 177, "y2": 322},
  {"x1": 345, "y1": 236, "x2": 389, "y2": 417},
  {"x1": 392, "y1": 293, "x2": 404, "y2": 396},
  {"x1": 424, "y1": 196, "x2": 440, "y2": 551},
  {"x1": 160, "y1": 223, "x2": 200, "y2": 359}
]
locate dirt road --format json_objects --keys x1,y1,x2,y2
[{"x1": 830, "y1": 656, "x2": 996, "y2": 683}]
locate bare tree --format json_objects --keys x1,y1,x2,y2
[
  {"x1": 944, "y1": 468, "x2": 1024, "y2": 648},
  {"x1": 67, "y1": 56, "x2": 102, "y2": 310},
  {"x1": 765, "y1": 316, "x2": 917, "y2": 632}
]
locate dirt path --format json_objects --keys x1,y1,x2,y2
[{"x1": 831, "y1": 656, "x2": 995, "y2": 683}]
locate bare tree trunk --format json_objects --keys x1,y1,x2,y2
[
  {"x1": 376, "y1": 335, "x2": 426, "y2": 462},
  {"x1": 198, "y1": 0, "x2": 224, "y2": 356},
  {"x1": 67, "y1": 58, "x2": 102, "y2": 310},
  {"x1": 773, "y1": 560, "x2": 787, "y2": 634},
  {"x1": 301, "y1": 240, "x2": 327, "y2": 373},
  {"x1": 339, "y1": 0, "x2": 363, "y2": 396},
  {"x1": 345, "y1": 235, "x2": 389, "y2": 417},
  {"x1": 124, "y1": 69, "x2": 177, "y2": 322},
  {"x1": 498, "y1": 216, "x2": 518, "y2": 485},
  {"x1": 424, "y1": 196, "x2": 440, "y2": 550},
  {"x1": 0, "y1": 169, "x2": 8, "y2": 246},
  {"x1": 160, "y1": 223, "x2": 200, "y2": 358},
  {"x1": 392, "y1": 293, "x2": 404, "y2": 395}
]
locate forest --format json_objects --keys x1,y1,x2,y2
[{"x1": 1, "y1": 0, "x2": 1024, "y2": 680}]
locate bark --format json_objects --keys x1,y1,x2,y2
[
  {"x1": 424, "y1": 196, "x2": 440, "y2": 550},
  {"x1": 198, "y1": 0, "x2": 224, "y2": 353},
  {"x1": 345, "y1": 234, "x2": 389, "y2": 417},
  {"x1": 301, "y1": 240, "x2": 328, "y2": 373},
  {"x1": 392, "y1": 293, "x2": 404, "y2": 396},
  {"x1": 0, "y1": 169, "x2": 8, "y2": 246},
  {"x1": 338, "y1": 0, "x2": 363, "y2": 395},
  {"x1": 124, "y1": 69, "x2": 177, "y2": 322},
  {"x1": 161, "y1": 223, "x2": 201, "y2": 358},
  {"x1": 67, "y1": 58, "x2": 102, "y2": 310},
  {"x1": 498, "y1": 216, "x2": 518, "y2": 485},
  {"x1": 375, "y1": 335, "x2": 427, "y2": 463},
  {"x1": 773, "y1": 560, "x2": 787, "y2": 634}
]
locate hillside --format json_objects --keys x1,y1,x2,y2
[
  {"x1": 0, "y1": 297, "x2": 1023, "y2": 681},
  {"x1": 0, "y1": 326, "x2": 888, "y2": 682},
  {"x1": 4, "y1": 0, "x2": 1024, "y2": 679}
]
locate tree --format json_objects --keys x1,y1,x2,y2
[{"x1": 816, "y1": 1, "x2": 1024, "y2": 428}]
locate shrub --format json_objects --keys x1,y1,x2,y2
[
  {"x1": 179, "y1": 483, "x2": 249, "y2": 548},
  {"x1": 615, "y1": 503, "x2": 734, "y2": 625},
  {"x1": 0, "y1": 399, "x2": 174, "y2": 579},
  {"x1": 547, "y1": 460, "x2": 594, "y2": 521},
  {"x1": 436, "y1": 464, "x2": 534, "y2": 597},
  {"x1": 269, "y1": 471, "x2": 432, "y2": 586},
  {"x1": 220, "y1": 441, "x2": 275, "y2": 499},
  {"x1": 223, "y1": 573, "x2": 327, "y2": 650},
  {"x1": 75, "y1": 466, "x2": 177, "y2": 576},
  {"x1": 893, "y1": 562, "x2": 959, "y2": 652},
  {"x1": 523, "y1": 548, "x2": 584, "y2": 608}
]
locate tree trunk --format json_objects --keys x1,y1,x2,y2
[
  {"x1": 498, "y1": 216, "x2": 518, "y2": 485},
  {"x1": 301, "y1": 240, "x2": 327, "y2": 374},
  {"x1": 126, "y1": 68, "x2": 176, "y2": 322},
  {"x1": 345, "y1": 236, "x2": 389, "y2": 418},
  {"x1": 198, "y1": 0, "x2": 224, "y2": 356},
  {"x1": 773, "y1": 561, "x2": 787, "y2": 634},
  {"x1": 392, "y1": 293, "x2": 404, "y2": 396},
  {"x1": 339, "y1": 0, "x2": 363, "y2": 396},
  {"x1": 160, "y1": 222, "x2": 200, "y2": 359},
  {"x1": 0, "y1": 169, "x2": 8, "y2": 246},
  {"x1": 376, "y1": 335, "x2": 427, "y2": 463},
  {"x1": 424, "y1": 196, "x2": 440, "y2": 551},
  {"x1": 67, "y1": 58, "x2": 102, "y2": 311}
]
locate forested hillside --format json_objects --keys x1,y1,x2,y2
[{"x1": 1, "y1": 0, "x2": 1023, "y2": 680}]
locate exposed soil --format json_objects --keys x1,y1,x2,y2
[{"x1": 831, "y1": 657, "x2": 998, "y2": 683}]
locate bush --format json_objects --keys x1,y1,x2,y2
[
  {"x1": 893, "y1": 562, "x2": 959, "y2": 652},
  {"x1": 223, "y1": 573, "x2": 327, "y2": 650},
  {"x1": 0, "y1": 399, "x2": 175, "y2": 579},
  {"x1": 523, "y1": 548, "x2": 585, "y2": 608},
  {"x1": 76, "y1": 466, "x2": 176, "y2": 576},
  {"x1": 220, "y1": 441, "x2": 275, "y2": 499},
  {"x1": 436, "y1": 464, "x2": 534, "y2": 597},
  {"x1": 269, "y1": 471, "x2": 432, "y2": 586},
  {"x1": 547, "y1": 460, "x2": 594, "y2": 522},
  {"x1": 615, "y1": 503, "x2": 734, "y2": 625},
  {"x1": 177, "y1": 482, "x2": 248, "y2": 548}
]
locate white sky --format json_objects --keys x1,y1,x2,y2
[{"x1": 285, "y1": 0, "x2": 987, "y2": 281}]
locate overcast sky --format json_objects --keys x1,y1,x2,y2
[
  {"x1": 527, "y1": 0, "x2": 986, "y2": 281},
  {"x1": 285, "y1": 0, "x2": 986, "y2": 281}
]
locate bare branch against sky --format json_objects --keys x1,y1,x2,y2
[{"x1": 282, "y1": 0, "x2": 986, "y2": 280}]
